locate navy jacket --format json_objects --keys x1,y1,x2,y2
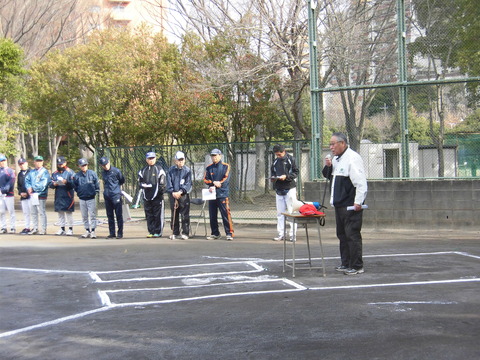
[
  {"x1": 204, "y1": 161, "x2": 231, "y2": 198},
  {"x1": 0, "y1": 166, "x2": 16, "y2": 197},
  {"x1": 50, "y1": 167, "x2": 75, "y2": 212},
  {"x1": 166, "y1": 165, "x2": 192, "y2": 195},
  {"x1": 17, "y1": 168, "x2": 31, "y2": 200},
  {"x1": 101, "y1": 166, "x2": 125, "y2": 199},
  {"x1": 271, "y1": 153, "x2": 299, "y2": 192},
  {"x1": 73, "y1": 169, "x2": 100, "y2": 200}
]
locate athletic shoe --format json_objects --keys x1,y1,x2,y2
[
  {"x1": 273, "y1": 235, "x2": 284, "y2": 241},
  {"x1": 344, "y1": 268, "x2": 364, "y2": 275},
  {"x1": 10, "y1": 228, "x2": 15, "y2": 234},
  {"x1": 38, "y1": 230, "x2": 46, "y2": 235},
  {"x1": 0, "y1": 228, "x2": 7, "y2": 234},
  {"x1": 153, "y1": 234, "x2": 161, "y2": 238},
  {"x1": 147, "y1": 234, "x2": 154, "y2": 238},
  {"x1": 226, "y1": 235, "x2": 233, "y2": 241},
  {"x1": 206, "y1": 235, "x2": 220, "y2": 240},
  {"x1": 28, "y1": 229, "x2": 38, "y2": 235},
  {"x1": 81, "y1": 231, "x2": 90, "y2": 239},
  {"x1": 90, "y1": 231, "x2": 97, "y2": 239},
  {"x1": 66, "y1": 229, "x2": 73, "y2": 236},
  {"x1": 335, "y1": 265, "x2": 348, "y2": 272},
  {"x1": 106, "y1": 234, "x2": 116, "y2": 239},
  {"x1": 116, "y1": 234, "x2": 123, "y2": 239},
  {"x1": 181, "y1": 234, "x2": 189, "y2": 240},
  {"x1": 19, "y1": 228, "x2": 30, "y2": 235},
  {"x1": 169, "y1": 235, "x2": 177, "y2": 240},
  {"x1": 55, "y1": 229, "x2": 65, "y2": 236}
]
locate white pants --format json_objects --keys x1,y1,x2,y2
[
  {"x1": 276, "y1": 188, "x2": 298, "y2": 238},
  {"x1": 31, "y1": 199, "x2": 47, "y2": 232},
  {"x1": 21, "y1": 199, "x2": 31, "y2": 229},
  {"x1": 57, "y1": 211, "x2": 73, "y2": 228},
  {"x1": 80, "y1": 199, "x2": 97, "y2": 231},
  {"x1": 0, "y1": 196, "x2": 16, "y2": 230}
]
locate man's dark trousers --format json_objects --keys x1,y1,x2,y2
[
  {"x1": 105, "y1": 195, "x2": 123, "y2": 237},
  {"x1": 144, "y1": 196, "x2": 164, "y2": 235},
  {"x1": 335, "y1": 206, "x2": 363, "y2": 270},
  {"x1": 208, "y1": 197, "x2": 233, "y2": 236},
  {"x1": 169, "y1": 194, "x2": 190, "y2": 236}
]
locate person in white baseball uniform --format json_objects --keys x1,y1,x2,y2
[{"x1": 0, "y1": 154, "x2": 16, "y2": 233}]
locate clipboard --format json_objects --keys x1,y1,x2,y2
[{"x1": 202, "y1": 188, "x2": 216, "y2": 201}]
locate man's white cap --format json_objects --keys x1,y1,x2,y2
[{"x1": 175, "y1": 151, "x2": 185, "y2": 160}]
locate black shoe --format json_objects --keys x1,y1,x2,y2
[
  {"x1": 116, "y1": 234, "x2": 123, "y2": 239},
  {"x1": 335, "y1": 265, "x2": 348, "y2": 272},
  {"x1": 106, "y1": 234, "x2": 116, "y2": 239}
]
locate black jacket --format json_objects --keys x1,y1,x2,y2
[{"x1": 271, "y1": 153, "x2": 299, "y2": 192}]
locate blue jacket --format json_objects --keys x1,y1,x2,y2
[
  {"x1": 167, "y1": 165, "x2": 192, "y2": 195},
  {"x1": 204, "y1": 161, "x2": 231, "y2": 198},
  {"x1": 50, "y1": 167, "x2": 75, "y2": 212},
  {"x1": 25, "y1": 167, "x2": 51, "y2": 199},
  {"x1": 0, "y1": 166, "x2": 16, "y2": 197},
  {"x1": 101, "y1": 166, "x2": 125, "y2": 199},
  {"x1": 73, "y1": 169, "x2": 100, "y2": 200}
]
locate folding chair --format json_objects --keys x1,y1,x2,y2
[{"x1": 190, "y1": 198, "x2": 207, "y2": 237}]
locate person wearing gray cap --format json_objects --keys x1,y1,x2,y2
[
  {"x1": 25, "y1": 155, "x2": 51, "y2": 235},
  {"x1": 73, "y1": 158, "x2": 100, "y2": 239},
  {"x1": 50, "y1": 156, "x2": 75, "y2": 236},
  {"x1": 100, "y1": 156, "x2": 125, "y2": 239},
  {"x1": 0, "y1": 154, "x2": 16, "y2": 234},
  {"x1": 203, "y1": 148, "x2": 234, "y2": 240},
  {"x1": 138, "y1": 152, "x2": 166, "y2": 238},
  {"x1": 166, "y1": 151, "x2": 192, "y2": 240},
  {"x1": 17, "y1": 158, "x2": 32, "y2": 234}
]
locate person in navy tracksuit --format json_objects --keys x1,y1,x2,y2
[
  {"x1": 50, "y1": 156, "x2": 75, "y2": 236},
  {"x1": 203, "y1": 148, "x2": 234, "y2": 241},
  {"x1": 100, "y1": 156, "x2": 125, "y2": 239}
]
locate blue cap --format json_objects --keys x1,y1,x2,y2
[
  {"x1": 78, "y1": 158, "x2": 88, "y2": 166},
  {"x1": 146, "y1": 152, "x2": 156, "y2": 159},
  {"x1": 0, "y1": 154, "x2": 6, "y2": 161},
  {"x1": 99, "y1": 157, "x2": 109, "y2": 166},
  {"x1": 57, "y1": 156, "x2": 66, "y2": 165},
  {"x1": 18, "y1": 158, "x2": 27, "y2": 164},
  {"x1": 210, "y1": 148, "x2": 222, "y2": 155}
]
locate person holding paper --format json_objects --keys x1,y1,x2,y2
[
  {"x1": 0, "y1": 154, "x2": 16, "y2": 234},
  {"x1": 100, "y1": 156, "x2": 125, "y2": 239},
  {"x1": 17, "y1": 158, "x2": 32, "y2": 234},
  {"x1": 322, "y1": 132, "x2": 368, "y2": 275},
  {"x1": 203, "y1": 148, "x2": 234, "y2": 241},
  {"x1": 270, "y1": 144, "x2": 299, "y2": 242},
  {"x1": 25, "y1": 155, "x2": 51, "y2": 235},
  {"x1": 138, "y1": 152, "x2": 166, "y2": 238},
  {"x1": 50, "y1": 156, "x2": 75, "y2": 236},
  {"x1": 166, "y1": 151, "x2": 192, "y2": 240},
  {"x1": 73, "y1": 158, "x2": 100, "y2": 239}
]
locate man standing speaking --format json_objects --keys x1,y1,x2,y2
[{"x1": 323, "y1": 132, "x2": 368, "y2": 275}]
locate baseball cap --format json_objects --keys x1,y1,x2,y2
[
  {"x1": 18, "y1": 158, "x2": 27, "y2": 165},
  {"x1": 299, "y1": 204, "x2": 324, "y2": 216},
  {"x1": 57, "y1": 156, "x2": 66, "y2": 165},
  {"x1": 99, "y1": 157, "x2": 109, "y2": 166},
  {"x1": 78, "y1": 158, "x2": 88, "y2": 166},
  {"x1": 0, "y1": 154, "x2": 6, "y2": 161},
  {"x1": 210, "y1": 148, "x2": 222, "y2": 155},
  {"x1": 175, "y1": 151, "x2": 185, "y2": 160},
  {"x1": 146, "y1": 152, "x2": 156, "y2": 159},
  {"x1": 34, "y1": 156, "x2": 44, "y2": 161}
]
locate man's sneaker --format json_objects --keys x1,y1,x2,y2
[
  {"x1": 344, "y1": 268, "x2": 364, "y2": 275},
  {"x1": 226, "y1": 235, "x2": 233, "y2": 241},
  {"x1": 66, "y1": 229, "x2": 73, "y2": 236},
  {"x1": 116, "y1": 234, "x2": 123, "y2": 239},
  {"x1": 10, "y1": 228, "x2": 15, "y2": 234},
  {"x1": 147, "y1": 234, "x2": 154, "y2": 238},
  {"x1": 38, "y1": 230, "x2": 46, "y2": 235},
  {"x1": 181, "y1": 234, "x2": 189, "y2": 240},
  {"x1": 81, "y1": 231, "x2": 91, "y2": 239},
  {"x1": 335, "y1": 265, "x2": 348, "y2": 272},
  {"x1": 0, "y1": 228, "x2": 7, "y2": 234},
  {"x1": 273, "y1": 235, "x2": 284, "y2": 241},
  {"x1": 206, "y1": 235, "x2": 220, "y2": 240},
  {"x1": 106, "y1": 234, "x2": 116, "y2": 239},
  {"x1": 90, "y1": 231, "x2": 97, "y2": 239},
  {"x1": 169, "y1": 235, "x2": 177, "y2": 240},
  {"x1": 55, "y1": 229, "x2": 65, "y2": 236},
  {"x1": 153, "y1": 234, "x2": 161, "y2": 238},
  {"x1": 19, "y1": 228, "x2": 30, "y2": 235},
  {"x1": 28, "y1": 229, "x2": 38, "y2": 235}
]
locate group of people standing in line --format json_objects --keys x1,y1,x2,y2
[{"x1": 1, "y1": 133, "x2": 367, "y2": 275}]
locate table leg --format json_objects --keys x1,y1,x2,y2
[
  {"x1": 316, "y1": 219, "x2": 326, "y2": 277},
  {"x1": 305, "y1": 223, "x2": 312, "y2": 269}
]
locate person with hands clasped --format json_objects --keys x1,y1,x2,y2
[
  {"x1": 100, "y1": 156, "x2": 125, "y2": 239},
  {"x1": 167, "y1": 151, "x2": 192, "y2": 240},
  {"x1": 138, "y1": 152, "x2": 166, "y2": 238},
  {"x1": 50, "y1": 156, "x2": 75, "y2": 236},
  {"x1": 203, "y1": 148, "x2": 234, "y2": 241},
  {"x1": 271, "y1": 144, "x2": 299, "y2": 242},
  {"x1": 25, "y1": 155, "x2": 51, "y2": 235},
  {"x1": 322, "y1": 132, "x2": 368, "y2": 275},
  {"x1": 0, "y1": 154, "x2": 16, "y2": 234},
  {"x1": 17, "y1": 158, "x2": 31, "y2": 234}
]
